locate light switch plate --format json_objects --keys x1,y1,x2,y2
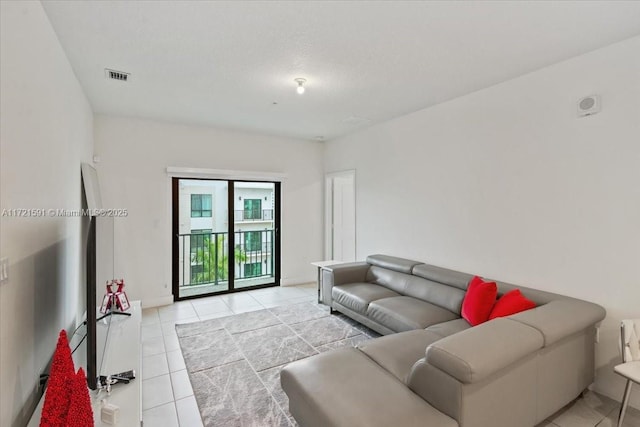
[{"x1": 0, "y1": 257, "x2": 8, "y2": 283}]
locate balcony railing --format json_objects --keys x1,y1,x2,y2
[
  {"x1": 177, "y1": 230, "x2": 274, "y2": 288},
  {"x1": 234, "y1": 209, "x2": 274, "y2": 221}
]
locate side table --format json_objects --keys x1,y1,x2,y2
[{"x1": 311, "y1": 260, "x2": 343, "y2": 304}]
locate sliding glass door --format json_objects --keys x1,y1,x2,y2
[
  {"x1": 172, "y1": 178, "x2": 280, "y2": 300},
  {"x1": 233, "y1": 182, "x2": 277, "y2": 289}
]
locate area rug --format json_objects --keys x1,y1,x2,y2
[{"x1": 176, "y1": 301, "x2": 380, "y2": 427}]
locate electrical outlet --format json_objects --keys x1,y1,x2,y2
[{"x1": 0, "y1": 257, "x2": 8, "y2": 284}]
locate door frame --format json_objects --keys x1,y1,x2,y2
[
  {"x1": 171, "y1": 177, "x2": 281, "y2": 301},
  {"x1": 324, "y1": 170, "x2": 356, "y2": 261}
]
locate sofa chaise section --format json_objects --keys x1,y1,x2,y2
[
  {"x1": 408, "y1": 318, "x2": 545, "y2": 427},
  {"x1": 280, "y1": 347, "x2": 457, "y2": 427}
]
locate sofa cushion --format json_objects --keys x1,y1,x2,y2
[
  {"x1": 461, "y1": 276, "x2": 497, "y2": 326},
  {"x1": 368, "y1": 263, "x2": 467, "y2": 313},
  {"x1": 332, "y1": 283, "x2": 400, "y2": 314},
  {"x1": 489, "y1": 289, "x2": 536, "y2": 320},
  {"x1": 366, "y1": 266, "x2": 413, "y2": 295},
  {"x1": 366, "y1": 296, "x2": 459, "y2": 332},
  {"x1": 358, "y1": 329, "x2": 442, "y2": 383},
  {"x1": 403, "y1": 276, "x2": 467, "y2": 314},
  {"x1": 425, "y1": 318, "x2": 471, "y2": 338},
  {"x1": 281, "y1": 348, "x2": 457, "y2": 427}
]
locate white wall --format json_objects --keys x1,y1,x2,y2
[
  {"x1": 93, "y1": 115, "x2": 323, "y2": 307},
  {"x1": 325, "y1": 36, "x2": 640, "y2": 408},
  {"x1": 0, "y1": 2, "x2": 94, "y2": 426}
]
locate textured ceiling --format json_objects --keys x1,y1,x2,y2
[{"x1": 41, "y1": 1, "x2": 640, "y2": 141}]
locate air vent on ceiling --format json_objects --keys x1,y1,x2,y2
[{"x1": 105, "y1": 68, "x2": 130, "y2": 82}]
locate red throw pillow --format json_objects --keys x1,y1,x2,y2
[
  {"x1": 489, "y1": 289, "x2": 536, "y2": 320},
  {"x1": 461, "y1": 276, "x2": 497, "y2": 326}
]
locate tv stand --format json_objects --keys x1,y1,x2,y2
[
  {"x1": 96, "y1": 310, "x2": 131, "y2": 322},
  {"x1": 90, "y1": 300, "x2": 142, "y2": 425},
  {"x1": 27, "y1": 301, "x2": 142, "y2": 426}
]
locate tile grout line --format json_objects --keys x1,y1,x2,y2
[
  {"x1": 596, "y1": 404, "x2": 621, "y2": 427},
  {"x1": 140, "y1": 322, "x2": 178, "y2": 419},
  {"x1": 140, "y1": 376, "x2": 174, "y2": 411},
  {"x1": 172, "y1": 368, "x2": 197, "y2": 427},
  {"x1": 142, "y1": 313, "x2": 178, "y2": 423}
]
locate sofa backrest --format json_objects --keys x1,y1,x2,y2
[
  {"x1": 412, "y1": 264, "x2": 473, "y2": 290},
  {"x1": 410, "y1": 264, "x2": 473, "y2": 314},
  {"x1": 491, "y1": 279, "x2": 567, "y2": 306},
  {"x1": 365, "y1": 254, "x2": 425, "y2": 295},
  {"x1": 365, "y1": 254, "x2": 576, "y2": 315},
  {"x1": 366, "y1": 266, "x2": 415, "y2": 295},
  {"x1": 365, "y1": 255, "x2": 469, "y2": 314},
  {"x1": 366, "y1": 254, "x2": 422, "y2": 273}
]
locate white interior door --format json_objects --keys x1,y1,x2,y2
[{"x1": 325, "y1": 171, "x2": 356, "y2": 262}]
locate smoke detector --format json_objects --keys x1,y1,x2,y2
[
  {"x1": 577, "y1": 95, "x2": 600, "y2": 117},
  {"x1": 104, "y1": 68, "x2": 130, "y2": 82}
]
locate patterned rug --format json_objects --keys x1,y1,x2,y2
[{"x1": 175, "y1": 301, "x2": 380, "y2": 427}]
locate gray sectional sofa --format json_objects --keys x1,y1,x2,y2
[{"x1": 281, "y1": 255, "x2": 606, "y2": 427}]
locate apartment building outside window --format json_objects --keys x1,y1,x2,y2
[
  {"x1": 244, "y1": 262, "x2": 262, "y2": 278},
  {"x1": 244, "y1": 199, "x2": 261, "y2": 219},
  {"x1": 191, "y1": 194, "x2": 212, "y2": 217},
  {"x1": 190, "y1": 229, "x2": 212, "y2": 283},
  {"x1": 244, "y1": 231, "x2": 262, "y2": 252}
]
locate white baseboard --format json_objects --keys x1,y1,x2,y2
[
  {"x1": 140, "y1": 280, "x2": 314, "y2": 305},
  {"x1": 281, "y1": 276, "x2": 315, "y2": 287},
  {"x1": 142, "y1": 295, "x2": 174, "y2": 308}
]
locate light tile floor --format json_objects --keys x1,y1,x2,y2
[
  {"x1": 140, "y1": 283, "x2": 640, "y2": 427},
  {"x1": 140, "y1": 283, "x2": 318, "y2": 427}
]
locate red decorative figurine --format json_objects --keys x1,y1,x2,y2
[{"x1": 40, "y1": 330, "x2": 75, "y2": 426}]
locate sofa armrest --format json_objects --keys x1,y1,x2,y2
[
  {"x1": 508, "y1": 299, "x2": 606, "y2": 346},
  {"x1": 321, "y1": 262, "x2": 369, "y2": 306},
  {"x1": 323, "y1": 262, "x2": 370, "y2": 285},
  {"x1": 420, "y1": 318, "x2": 544, "y2": 384}
]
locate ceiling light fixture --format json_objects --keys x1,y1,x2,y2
[{"x1": 294, "y1": 78, "x2": 306, "y2": 95}]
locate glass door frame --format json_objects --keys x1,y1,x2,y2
[{"x1": 171, "y1": 177, "x2": 281, "y2": 301}]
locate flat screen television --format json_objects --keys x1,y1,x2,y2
[{"x1": 81, "y1": 163, "x2": 111, "y2": 390}]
